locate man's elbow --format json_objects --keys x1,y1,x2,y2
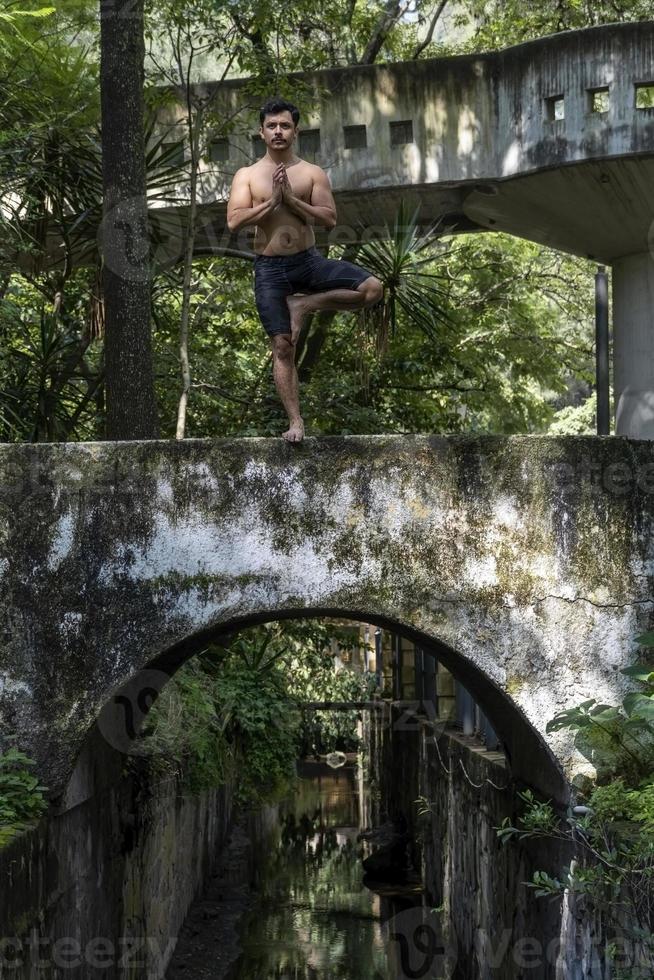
[
  {"x1": 226, "y1": 214, "x2": 237, "y2": 232},
  {"x1": 325, "y1": 211, "x2": 337, "y2": 230}
]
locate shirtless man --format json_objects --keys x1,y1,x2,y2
[{"x1": 226, "y1": 98, "x2": 383, "y2": 443}]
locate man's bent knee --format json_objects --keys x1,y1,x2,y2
[{"x1": 358, "y1": 276, "x2": 383, "y2": 305}]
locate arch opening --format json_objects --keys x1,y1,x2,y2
[{"x1": 83, "y1": 607, "x2": 569, "y2": 807}]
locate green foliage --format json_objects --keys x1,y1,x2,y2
[
  {"x1": 499, "y1": 632, "x2": 654, "y2": 965},
  {"x1": 0, "y1": 280, "x2": 104, "y2": 441},
  {"x1": 140, "y1": 619, "x2": 373, "y2": 803},
  {"x1": 146, "y1": 230, "x2": 596, "y2": 439},
  {"x1": 497, "y1": 789, "x2": 559, "y2": 843},
  {"x1": 357, "y1": 201, "x2": 452, "y2": 348},
  {"x1": 415, "y1": 794, "x2": 436, "y2": 817},
  {"x1": 141, "y1": 647, "x2": 300, "y2": 803},
  {"x1": 138, "y1": 657, "x2": 235, "y2": 793},
  {"x1": 454, "y1": 0, "x2": 652, "y2": 54},
  {"x1": 548, "y1": 394, "x2": 596, "y2": 435},
  {"x1": 545, "y1": 633, "x2": 654, "y2": 784},
  {"x1": 0, "y1": 748, "x2": 48, "y2": 848},
  {"x1": 528, "y1": 869, "x2": 567, "y2": 898},
  {"x1": 275, "y1": 620, "x2": 376, "y2": 756},
  {"x1": 209, "y1": 640, "x2": 302, "y2": 804},
  {"x1": 0, "y1": 4, "x2": 55, "y2": 49}
]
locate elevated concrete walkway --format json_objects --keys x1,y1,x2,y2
[
  {"x1": 159, "y1": 22, "x2": 654, "y2": 265},
  {"x1": 152, "y1": 22, "x2": 654, "y2": 438}
]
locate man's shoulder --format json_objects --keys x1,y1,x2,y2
[
  {"x1": 296, "y1": 159, "x2": 330, "y2": 181},
  {"x1": 233, "y1": 160, "x2": 268, "y2": 180},
  {"x1": 232, "y1": 162, "x2": 254, "y2": 180}
]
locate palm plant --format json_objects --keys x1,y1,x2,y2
[
  {"x1": 0, "y1": 14, "x2": 190, "y2": 442},
  {"x1": 296, "y1": 202, "x2": 454, "y2": 385},
  {"x1": 356, "y1": 200, "x2": 453, "y2": 353},
  {"x1": 0, "y1": 5, "x2": 55, "y2": 49},
  {"x1": 0, "y1": 303, "x2": 103, "y2": 441}
]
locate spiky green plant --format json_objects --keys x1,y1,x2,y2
[{"x1": 356, "y1": 200, "x2": 453, "y2": 352}]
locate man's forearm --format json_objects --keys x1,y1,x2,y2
[
  {"x1": 283, "y1": 194, "x2": 336, "y2": 229},
  {"x1": 228, "y1": 197, "x2": 277, "y2": 232}
]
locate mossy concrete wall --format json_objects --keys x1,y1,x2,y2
[
  {"x1": 363, "y1": 705, "x2": 608, "y2": 980},
  {"x1": 0, "y1": 727, "x2": 235, "y2": 979},
  {"x1": 1, "y1": 435, "x2": 653, "y2": 803}
]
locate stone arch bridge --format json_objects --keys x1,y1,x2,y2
[{"x1": 1, "y1": 435, "x2": 653, "y2": 806}]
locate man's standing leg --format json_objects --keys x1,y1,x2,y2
[
  {"x1": 271, "y1": 335, "x2": 304, "y2": 443},
  {"x1": 254, "y1": 260, "x2": 305, "y2": 443}
]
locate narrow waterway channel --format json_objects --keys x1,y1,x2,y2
[
  {"x1": 168, "y1": 759, "x2": 447, "y2": 980},
  {"x1": 229, "y1": 760, "x2": 432, "y2": 980}
]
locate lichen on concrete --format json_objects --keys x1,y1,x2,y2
[{"x1": 1, "y1": 434, "x2": 653, "y2": 803}]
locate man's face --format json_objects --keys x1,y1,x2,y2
[{"x1": 260, "y1": 111, "x2": 297, "y2": 150}]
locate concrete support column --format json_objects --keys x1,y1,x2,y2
[{"x1": 613, "y1": 252, "x2": 654, "y2": 438}]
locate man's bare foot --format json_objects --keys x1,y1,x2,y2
[
  {"x1": 282, "y1": 417, "x2": 305, "y2": 443},
  {"x1": 286, "y1": 295, "x2": 309, "y2": 345}
]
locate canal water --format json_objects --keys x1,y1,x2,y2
[{"x1": 229, "y1": 760, "x2": 439, "y2": 980}]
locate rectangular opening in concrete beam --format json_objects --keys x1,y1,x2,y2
[
  {"x1": 209, "y1": 137, "x2": 230, "y2": 163},
  {"x1": 635, "y1": 83, "x2": 654, "y2": 109},
  {"x1": 544, "y1": 95, "x2": 565, "y2": 122},
  {"x1": 251, "y1": 135, "x2": 266, "y2": 159},
  {"x1": 390, "y1": 119, "x2": 414, "y2": 145},
  {"x1": 160, "y1": 140, "x2": 186, "y2": 167},
  {"x1": 344, "y1": 124, "x2": 367, "y2": 149},
  {"x1": 588, "y1": 87, "x2": 610, "y2": 114},
  {"x1": 299, "y1": 128, "x2": 321, "y2": 160}
]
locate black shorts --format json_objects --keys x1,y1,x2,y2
[{"x1": 253, "y1": 246, "x2": 374, "y2": 337}]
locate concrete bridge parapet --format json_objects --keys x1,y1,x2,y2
[{"x1": 0, "y1": 435, "x2": 652, "y2": 804}]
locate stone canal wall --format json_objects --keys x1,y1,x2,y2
[
  {"x1": 0, "y1": 727, "x2": 235, "y2": 979},
  {"x1": 363, "y1": 704, "x2": 604, "y2": 980}
]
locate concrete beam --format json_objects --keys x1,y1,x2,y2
[{"x1": 144, "y1": 22, "x2": 654, "y2": 263}]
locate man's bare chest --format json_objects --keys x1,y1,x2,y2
[{"x1": 250, "y1": 168, "x2": 313, "y2": 204}]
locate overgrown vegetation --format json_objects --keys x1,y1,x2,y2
[
  {"x1": 280, "y1": 620, "x2": 377, "y2": 757},
  {"x1": 139, "y1": 620, "x2": 374, "y2": 804},
  {"x1": 498, "y1": 631, "x2": 654, "y2": 975},
  {"x1": 4, "y1": 0, "x2": 645, "y2": 441},
  {"x1": 0, "y1": 748, "x2": 48, "y2": 847}
]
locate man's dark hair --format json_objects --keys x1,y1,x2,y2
[{"x1": 259, "y1": 98, "x2": 300, "y2": 126}]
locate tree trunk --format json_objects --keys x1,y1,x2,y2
[
  {"x1": 411, "y1": 0, "x2": 450, "y2": 59},
  {"x1": 100, "y1": 0, "x2": 159, "y2": 439},
  {"x1": 359, "y1": 0, "x2": 404, "y2": 65}
]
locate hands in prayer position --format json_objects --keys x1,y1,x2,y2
[{"x1": 272, "y1": 163, "x2": 291, "y2": 207}]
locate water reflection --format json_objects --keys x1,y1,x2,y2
[{"x1": 232, "y1": 762, "x2": 396, "y2": 979}]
